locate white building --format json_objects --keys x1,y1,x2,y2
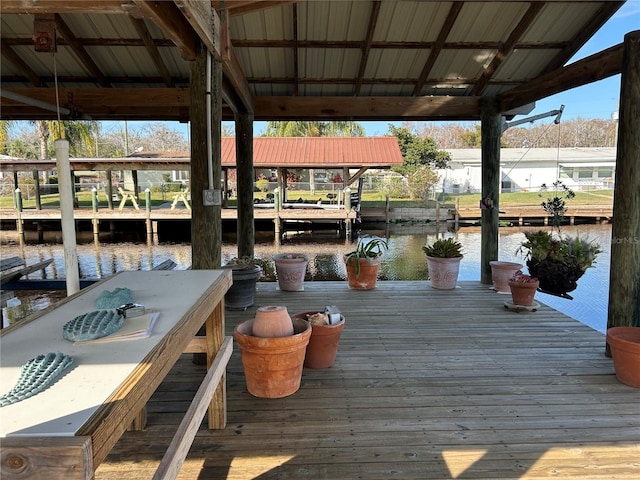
[{"x1": 439, "y1": 147, "x2": 616, "y2": 194}]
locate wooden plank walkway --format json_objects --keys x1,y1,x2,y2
[{"x1": 95, "y1": 281, "x2": 639, "y2": 480}]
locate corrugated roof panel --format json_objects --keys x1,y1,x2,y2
[
  {"x1": 523, "y1": 3, "x2": 603, "y2": 43},
  {"x1": 497, "y1": 48, "x2": 562, "y2": 81},
  {"x1": 1, "y1": 13, "x2": 31, "y2": 36},
  {"x1": 371, "y1": 49, "x2": 429, "y2": 79},
  {"x1": 432, "y1": 49, "x2": 493, "y2": 81},
  {"x1": 221, "y1": 137, "x2": 403, "y2": 168},
  {"x1": 377, "y1": 1, "x2": 449, "y2": 42},
  {"x1": 450, "y1": 3, "x2": 527, "y2": 42}
]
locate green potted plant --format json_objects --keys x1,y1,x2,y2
[
  {"x1": 344, "y1": 237, "x2": 388, "y2": 290},
  {"x1": 516, "y1": 182, "x2": 601, "y2": 299},
  {"x1": 422, "y1": 237, "x2": 463, "y2": 290},
  {"x1": 222, "y1": 256, "x2": 263, "y2": 310}
]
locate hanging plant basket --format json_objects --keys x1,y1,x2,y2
[{"x1": 526, "y1": 258, "x2": 586, "y2": 299}]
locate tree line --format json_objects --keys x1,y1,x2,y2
[{"x1": 1, "y1": 117, "x2": 618, "y2": 160}]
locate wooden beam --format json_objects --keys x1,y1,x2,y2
[
  {"x1": 213, "y1": 1, "x2": 295, "y2": 16},
  {"x1": 253, "y1": 95, "x2": 481, "y2": 120},
  {"x1": 130, "y1": 17, "x2": 174, "y2": 87},
  {"x1": 0, "y1": 0, "x2": 124, "y2": 14},
  {"x1": 235, "y1": 112, "x2": 255, "y2": 260},
  {"x1": 54, "y1": 14, "x2": 110, "y2": 87},
  {"x1": 480, "y1": 96, "x2": 501, "y2": 285},
  {"x1": 1, "y1": 87, "x2": 189, "y2": 108},
  {"x1": 175, "y1": 0, "x2": 222, "y2": 59},
  {"x1": 354, "y1": 1, "x2": 380, "y2": 96},
  {"x1": 219, "y1": 29, "x2": 255, "y2": 114},
  {"x1": 542, "y1": 1, "x2": 625, "y2": 74},
  {"x1": 607, "y1": 30, "x2": 640, "y2": 333},
  {"x1": 0, "y1": 39, "x2": 44, "y2": 87},
  {"x1": 413, "y1": 2, "x2": 463, "y2": 96},
  {"x1": 471, "y1": 2, "x2": 544, "y2": 96},
  {"x1": 133, "y1": 0, "x2": 198, "y2": 60},
  {"x1": 499, "y1": 43, "x2": 623, "y2": 112}
]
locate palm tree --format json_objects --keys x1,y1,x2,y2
[{"x1": 263, "y1": 121, "x2": 364, "y2": 137}]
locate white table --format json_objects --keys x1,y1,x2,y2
[{"x1": 0, "y1": 270, "x2": 232, "y2": 480}]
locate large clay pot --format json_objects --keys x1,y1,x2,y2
[
  {"x1": 508, "y1": 280, "x2": 539, "y2": 306},
  {"x1": 272, "y1": 254, "x2": 308, "y2": 291},
  {"x1": 345, "y1": 257, "x2": 381, "y2": 290},
  {"x1": 607, "y1": 327, "x2": 640, "y2": 388},
  {"x1": 222, "y1": 264, "x2": 261, "y2": 310},
  {"x1": 293, "y1": 311, "x2": 346, "y2": 369},
  {"x1": 489, "y1": 261, "x2": 523, "y2": 293},
  {"x1": 252, "y1": 305, "x2": 294, "y2": 338},
  {"x1": 234, "y1": 318, "x2": 311, "y2": 398},
  {"x1": 425, "y1": 256, "x2": 462, "y2": 290}
]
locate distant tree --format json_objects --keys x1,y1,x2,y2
[
  {"x1": 263, "y1": 121, "x2": 364, "y2": 137},
  {"x1": 387, "y1": 125, "x2": 450, "y2": 199},
  {"x1": 0, "y1": 121, "x2": 12, "y2": 154}
]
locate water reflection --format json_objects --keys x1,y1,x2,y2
[{"x1": 1, "y1": 224, "x2": 612, "y2": 332}]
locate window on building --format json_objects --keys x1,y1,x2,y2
[
  {"x1": 559, "y1": 167, "x2": 573, "y2": 179},
  {"x1": 597, "y1": 167, "x2": 613, "y2": 178},
  {"x1": 578, "y1": 167, "x2": 594, "y2": 179}
]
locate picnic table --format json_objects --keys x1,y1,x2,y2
[{"x1": 0, "y1": 269, "x2": 232, "y2": 480}]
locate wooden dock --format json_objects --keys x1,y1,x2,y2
[
  {"x1": 95, "y1": 281, "x2": 639, "y2": 480},
  {"x1": 1, "y1": 205, "x2": 358, "y2": 236},
  {"x1": 453, "y1": 204, "x2": 613, "y2": 226}
]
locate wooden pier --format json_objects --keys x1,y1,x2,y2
[
  {"x1": 94, "y1": 281, "x2": 639, "y2": 480},
  {"x1": 452, "y1": 204, "x2": 613, "y2": 227},
  {"x1": 1, "y1": 204, "x2": 358, "y2": 237}
]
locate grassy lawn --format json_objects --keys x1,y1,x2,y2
[{"x1": 1, "y1": 189, "x2": 613, "y2": 210}]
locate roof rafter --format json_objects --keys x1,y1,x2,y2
[
  {"x1": 499, "y1": 43, "x2": 623, "y2": 111},
  {"x1": 0, "y1": 39, "x2": 44, "y2": 87},
  {"x1": 470, "y1": 1, "x2": 545, "y2": 96},
  {"x1": 54, "y1": 14, "x2": 111, "y2": 88},
  {"x1": 413, "y1": 1, "x2": 463, "y2": 96},
  {"x1": 129, "y1": 16, "x2": 174, "y2": 87},
  {"x1": 354, "y1": 0, "x2": 381, "y2": 96}
]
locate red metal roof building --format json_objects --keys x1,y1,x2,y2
[{"x1": 0, "y1": 137, "x2": 404, "y2": 173}]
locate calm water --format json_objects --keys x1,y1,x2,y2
[{"x1": 1, "y1": 223, "x2": 612, "y2": 332}]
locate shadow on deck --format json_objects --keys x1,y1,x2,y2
[{"x1": 97, "y1": 281, "x2": 639, "y2": 479}]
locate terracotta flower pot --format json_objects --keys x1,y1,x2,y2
[
  {"x1": 272, "y1": 254, "x2": 308, "y2": 291},
  {"x1": 607, "y1": 327, "x2": 640, "y2": 388},
  {"x1": 345, "y1": 257, "x2": 381, "y2": 290},
  {"x1": 508, "y1": 280, "x2": 539, "y2": 306},
  {"x1": 425, "y1": 256, "x2": 462, "y2": 290},
  {"x1": 489, "y1": 261, "x2": 523, "y2": 293},
  {"x1": 252, "y1": 305, "x2": 294, "y2": 338},
  {"x1": 234, "y1": 318, "x2": 311, "y2": 398},
  {"x1": 293, "y1": 311, "x2": 346, "y2": 369}
]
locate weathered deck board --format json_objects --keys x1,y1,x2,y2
[{"x1": 95, "y1": 281, "x2": 639, "y2": 480}]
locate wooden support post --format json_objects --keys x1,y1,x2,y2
[
  {"x1": 106, "y1": 170, "x2": 114, "y2": 210},
  {"x1": 236, "y1": 112, "x2": 255, "y2": 259},
  {"x1": 190, "y1": 43, "x2": 220, "y2": 270},
  {"x1": 607, "y1": 30, "x2": 640, "y2": 337},
  {"x1": 480, "y1": 96, "x2": 501, "y2": 284},
  {"x1": 33, "y1": 170, "x2": 42, "y2": 210}
]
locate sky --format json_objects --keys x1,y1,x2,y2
[{"x1": 102, "y1": 0, "x2": 640, "y2": 139}]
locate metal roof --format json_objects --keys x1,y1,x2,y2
[
  {"x1": 447, "y1": 147, "x2": 617, "y2": 165},
  {"x1": 0, "y1": 136, "x2": 403, "y2": 171},
  {"x1": 0, "y1": 1, "x2": 626, "y2": 122}
]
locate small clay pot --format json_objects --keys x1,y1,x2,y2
[
  {"x1": 252, "y1": 305, "x2": 294, "y2": 338},
  {"x1": 508, "y1": 280, "x2": 539, "y2": 306},
  {"x1": 293, "y1": 311, "x2": 346, "y2": 369}
]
